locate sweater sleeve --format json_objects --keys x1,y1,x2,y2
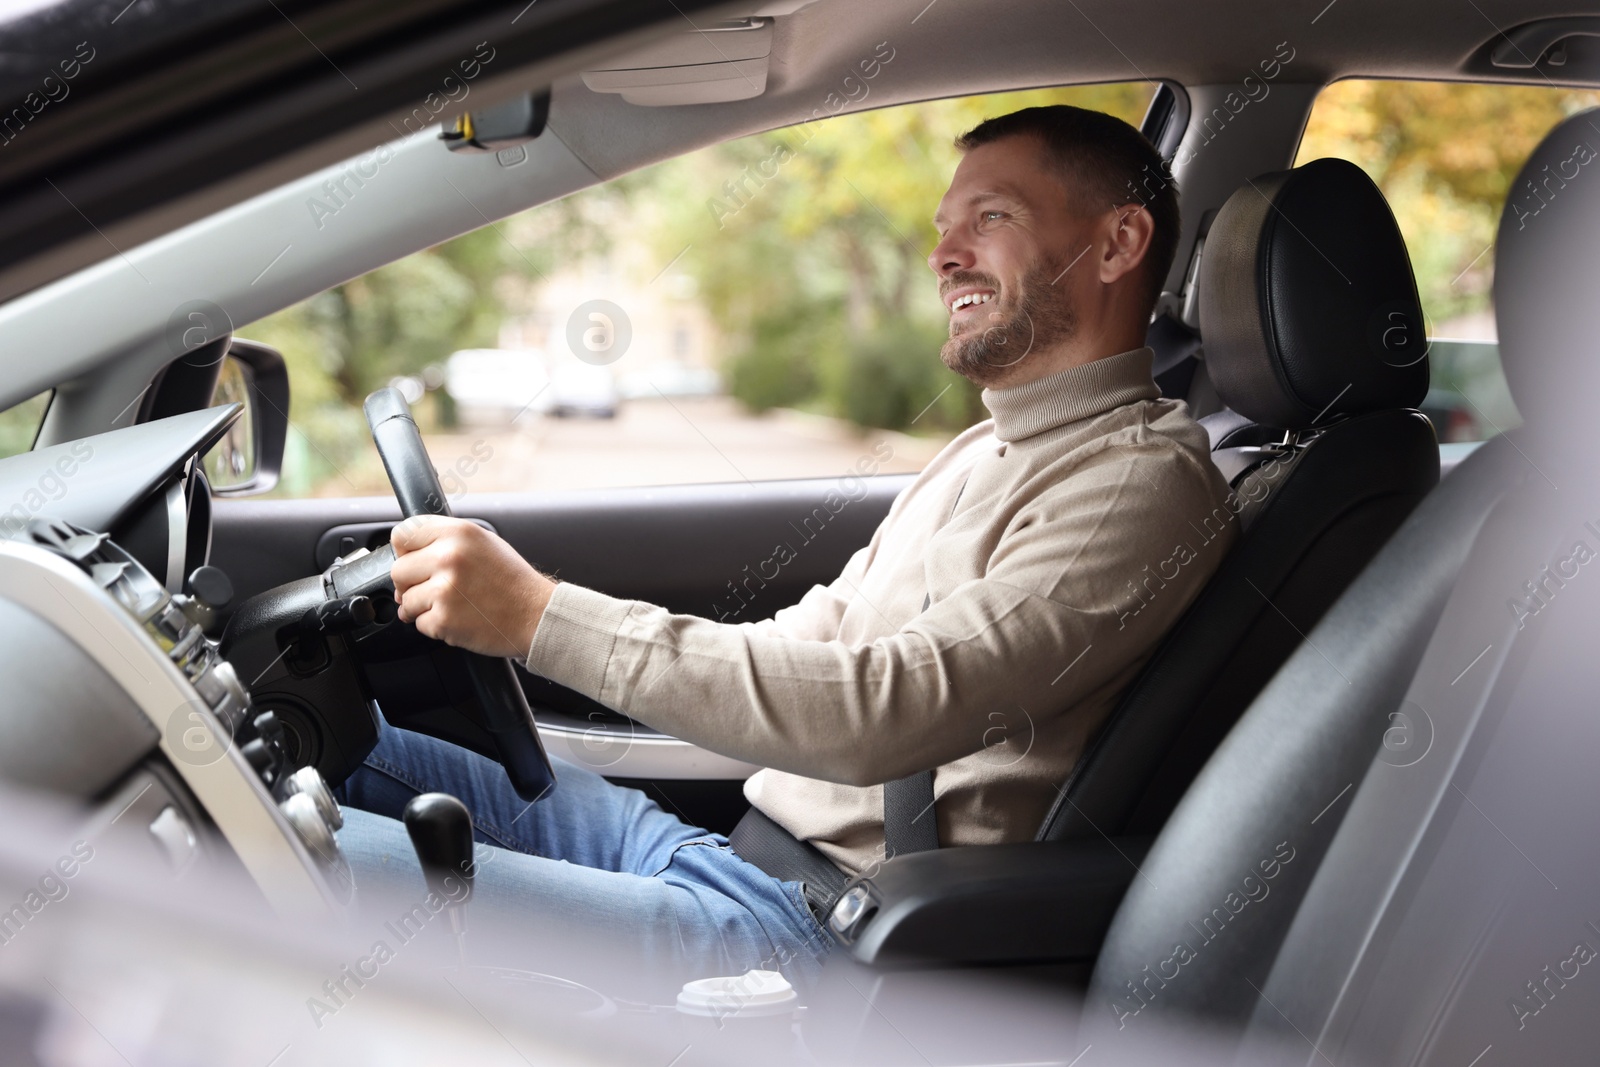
[
  {"x1": 731, "y1": 540, "x2": 875, "y2": 642},
  {"x1": 524, "y1": 441, "x2": 1234, "y2": 787}
]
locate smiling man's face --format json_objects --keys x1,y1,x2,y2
[{"x1": 929, "y1": 134, "x2": 1096, "y2": 387}]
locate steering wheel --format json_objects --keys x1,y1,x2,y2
[{"x1": 363, "y1": 387, "x2": 557, "y2": 803}]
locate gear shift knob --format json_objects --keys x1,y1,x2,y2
[{"x1": 403, "y1": 792, "x2": 476, "y2": 915}]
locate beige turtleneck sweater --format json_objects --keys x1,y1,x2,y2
[{"x1": 525, "y1": 348, "x2": 1236, "y2": 876}]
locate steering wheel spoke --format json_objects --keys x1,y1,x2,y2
[{"x1": 364, "y1": 387, "x2": 557, "y2": 802}]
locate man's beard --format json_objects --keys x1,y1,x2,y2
[{"x1": 939, "y1": 256, "x2": 1078, "y2": 386}]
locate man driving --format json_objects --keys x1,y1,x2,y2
[{"x1": 333, "y1": 105, "x2": 1236, "y2": 989}]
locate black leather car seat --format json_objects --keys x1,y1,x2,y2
[
  {"x1": 1036, "y1": 157, "x2": 1438, "y2": 843},
  {"x1": 1083, "y1": 112, "x2": 1597, "y2": 1063}
]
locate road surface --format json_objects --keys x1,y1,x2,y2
[{"x1": 320, "y1": 396, "x2": 948, "y2": 497}]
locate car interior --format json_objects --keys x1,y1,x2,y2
[{"x1": 1, "y1": 0, "x2": 1598, "y2": 1063}]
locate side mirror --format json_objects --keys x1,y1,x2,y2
[{"x1": 203, "y1": 338, "x2": 288, "y2": 496}]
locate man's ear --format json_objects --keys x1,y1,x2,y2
[{"x1": 1098, "y1": 203, "x2": 1156, "y2": 287}]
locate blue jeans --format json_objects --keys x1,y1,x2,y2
[{"x1": 331, "y1": 720, "x2": 831, "y2": 997}]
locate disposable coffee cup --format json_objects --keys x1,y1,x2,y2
[{"x1": 676, "y1": 969, "x2": 799, "y2": 1052}]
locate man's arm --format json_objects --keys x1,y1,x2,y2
[
  {"x1": 388, "y1": 511, "x2": 883, "y2": 651},
  {"x1": 732, "y1": 538, "x2": 877, "y2": 641},
  {"x1": 391, "y1": 441, "x2": 1233, "y2": 786}
]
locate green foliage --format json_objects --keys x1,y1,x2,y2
[
  {"x1": 1297, "y1": 80, "x2": 1600, "y2": 325},
  {"x1": 243, "y1": 226, "x2": 549, "y2": 495},
  {"x1": 723, "y1": 303, "x2": 830, "y2": 413},
  {"x1": 643, "y1": 82, "x2": 1155, "y2": 428},
  {"x1": 821, "y1": 317, "x2": 979, "y2": 433},
  {"x1": 0, "y1": 391, "x2": 49, "y2": 460}
]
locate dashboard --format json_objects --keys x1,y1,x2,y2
[
  {"x1": 0, "y1": 398, "x2": 756, "y2": 921},
  {"x1": 0, "y1": 404, "x2": 350, "y2": 916},
  {"x1": 1, "y1": 406, "x2": 226, "y2": 595}
]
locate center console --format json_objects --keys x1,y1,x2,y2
[{"x1": 0, "y1": 517, "x2": 350, "y2": 914}]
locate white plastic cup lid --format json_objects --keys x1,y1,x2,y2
[{"x1": 676, "y1": 969, "x2": 798, "y2": 1018}]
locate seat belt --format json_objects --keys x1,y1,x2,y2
[
  {"x1": 728, "y1": 806, "x2": 849, "y2": 923},
  {"x1": 881, "y1": 472, "x2": 971, "y2": 857},
  {"x1": 883, "y1": 743, "x2": 940, "y2": 855}
]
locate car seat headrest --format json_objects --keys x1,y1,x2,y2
[
  {"x1": 1494, "y1": 108, "x2": 1600, "y2": 439},
  {"x1": 1199, "y1": 157, "x2": 1429, "y2": 429}
]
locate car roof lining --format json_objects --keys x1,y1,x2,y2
[{"x1": 546, "y1": 0, "x2": 1600, "y2": 185}]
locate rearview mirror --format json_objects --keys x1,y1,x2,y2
[{"x1": 439, "y1": 89, "x2": 549, "y2": 153}]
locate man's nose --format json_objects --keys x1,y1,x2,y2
[{"x1": 929, "y1": 232, "x2": 975, "y2": 277}]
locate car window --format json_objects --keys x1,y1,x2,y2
[
  {"x1": 246, "y1": 81, "x2": 1156, "y2": 498},
  {"x1": 0, "y1": 391, "x2": 50, "y2": 461},
  {"x1": 1296, "y1": 80, "x2": 1600, "y2": 454}
]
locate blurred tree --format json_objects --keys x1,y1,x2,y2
[
  {"x1": 722, "y1": 301, "x2": 830, "y2": 413},
  {"x1": 823, "y1": 316, "x2": 958, "y2": 431},
  {"x1": 243, "y1": 225, "x2": 551, "y2": 494},
  {"x1": 1297, "y1": 80, "x2": 1600, "y2": 325},
  {"x1": 637, "y1": 82, "x2": 1155, "y2": 432}
]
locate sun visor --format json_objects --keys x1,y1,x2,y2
[{"x1": 582, "y1": 3, "x2": 812, "y2": 106}]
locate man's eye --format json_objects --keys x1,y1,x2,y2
[{"x1": 981, "y1": 210, "x2": 1005, "y2": 221}]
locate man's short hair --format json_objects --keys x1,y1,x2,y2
[{"x1": 954, "y1": 105, "x2": 1181, "y2": 317}]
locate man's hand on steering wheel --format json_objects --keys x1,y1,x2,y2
[{"x1": 390, "y1": 515, "x2": 558, "y2": 661}]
